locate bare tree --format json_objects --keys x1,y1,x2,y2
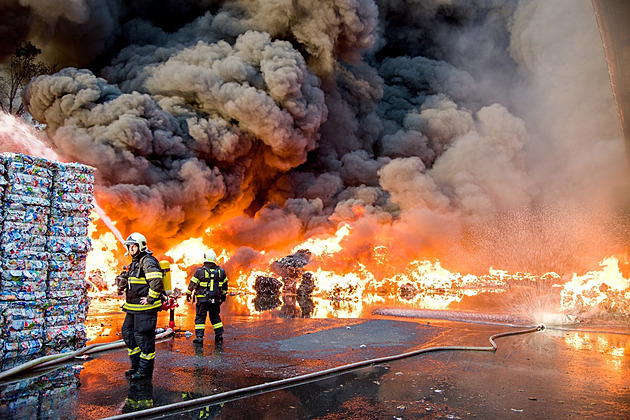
[{"x1": 0, "y1": 42, "x2": 55, "y2": 116}]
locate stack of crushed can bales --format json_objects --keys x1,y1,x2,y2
[{"x1": 0, "y1": 153, "x2": 95, "y2": 372}]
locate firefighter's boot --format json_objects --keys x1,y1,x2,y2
[
  {"x1": 215, "y1": 327, "x2": 224, "y2": 343},
  {"x1": 125, "y1": 353, "x2": 140, "y2": 377},
  {"x1": 131, "y1": 358, "x2": 154, "y2": 381},
  {"x1": 193, "y1": 331, "x2": 204, "y2": 344}
]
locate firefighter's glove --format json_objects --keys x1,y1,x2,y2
[
  {"x1": 186, "y1": 293, "x2": 191, "y2": 302},
  {"x1": 115, "y1": 273, "x2": 128, "y2": 295}
]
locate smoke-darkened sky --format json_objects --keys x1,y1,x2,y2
[{"x1": 1, "y1": 0, "x2": 628, "y2": 274}]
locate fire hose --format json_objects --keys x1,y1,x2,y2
[
  {"x1": 100, "y1": 323, "x2": 546, "y2": 420},
  {"x1": 0, "y1": 328, "x2": 174, "y2": 383}
]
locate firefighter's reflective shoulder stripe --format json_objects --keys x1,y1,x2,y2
[
  {"x1": 200, "y1": 268, "x2": 224, "y2": 289},
  {"x1": 198, "y1": 269, "x2": 211, "y2": 288}
]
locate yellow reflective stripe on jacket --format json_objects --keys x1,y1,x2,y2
[
  {"x1": 148, "y1": 289, "x2": 160, "y2": 299},
  {"x1": 145, "y1": 271, "x2": 162, "y2": 280},
  {"x1": 128, "y1": 277, "x2": 147, "y2": 284},
  {"x1": 123, "y1": 301, "x2": 162, "y2": 311}
]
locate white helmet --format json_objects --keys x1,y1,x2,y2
[
  {"x1": 125, "y1": 232, "x2": 147, "y2": 253},
  {"x1": 204, "y1": 249, "x2": 217, "y2": 263}
]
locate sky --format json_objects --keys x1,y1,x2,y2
[{"x1": 1, "y1": 0, "x2": 628, "y2": 276}]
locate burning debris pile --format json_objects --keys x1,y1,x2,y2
[
  {"x1": 255, "y1": 250, "x2": 314, "y2": 296},
  {"x1": 269, "y1": 250, "x2": 315, "y2": 296},
  {"x1": 0, "y1": 153, "x2": 94, "y2": 372},
  {"x1": 253, "y1": 250, "x2": 316, "y2": 313}
]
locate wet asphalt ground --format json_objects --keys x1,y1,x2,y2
[{"x1": 1, "y1": 298, "x2": 629, "y2": 419}]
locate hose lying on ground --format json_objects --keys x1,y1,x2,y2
[
  {"x1": 0, "y1": 328, "x2": 174, "y2": 383},
  {"x1": 101, "y1": 324, "x2": 546, "y2": 420}
]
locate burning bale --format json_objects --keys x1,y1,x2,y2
[
  {"x1": 252, "y1": 250, "x2": 317, "y2": 315},
  {"x1": 269, "y1": 249, "x2": 313, "y2": 295},
  {"x1": 0, "y1": 153, "x2": 94, "y2": 372},
  {"x1": 253, "y1": 276, "x2": 283, "y2": 312},
  {"x1": 297, "y1": 272, "x2": 315, "y2": 297},
  {"x1": 254, "y1": 276, "x2": 283, "y2": 295},
  {"x1": 399, "y1": 283, "x2": 419, "y2": 300}
]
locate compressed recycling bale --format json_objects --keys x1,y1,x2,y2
[
  {"x1": 0, "y1": 275, "x2": 48, "y2": 294},
  {"x1": 2, "y1": 203, "x2": 49, "y2": 224},
  {"x1": 46, "y1": 324, "x2": 86, "y2": 343},
  {"x1": 0, "y1": 290, "x2": 46, "y2": 301},
  {"x1": 2, "y1": 154, "x2": 53, "y2": 208},
  {"x1": 2, "y1": 153, "x2": 54, "y2": 179},
  {"x1": 0, "y1": 154, "x2": 95, "y2": 369},
  {"x1": 45, "y1": 312, "x2": 86, "y2": 327},
  {"x1": 3, "y1": 221, "x2": 48, "y2": 236},
  {"x1": 2, "y1": 257, "x2": 48, "y2": 271},
  {"x1": 48, "y1": 257, "x2": 87, "y2": 272},
  {"x1": 48, "y1": 224, "x2": 89, "y2": 237},
  {"x1": 49, "y1": 209, "x2": 90, "y2": 227},
  {"x1": 0, "y1": 375, "x2": 40, "y2": 402},
  {"x1": 45, "y1": 236, "x2": 91, "y2": 254}
]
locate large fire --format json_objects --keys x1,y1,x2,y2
[{"x1": 86, "y1": 204, "x2": 630, "y2": 324}]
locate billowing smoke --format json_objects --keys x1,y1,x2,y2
[{"x1": 3, "y1": 0, "x2": 629, "y2": 274}]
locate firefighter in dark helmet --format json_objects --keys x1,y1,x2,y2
[
  {"x1": 186, "y1": 249, "x2": 228, "y2": 344},
  {"x1": 116, "y1": 232, "x2": 164, "y2": 381}
]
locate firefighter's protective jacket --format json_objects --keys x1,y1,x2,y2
[
  {"x1": 187, "y1": 262, "x2": 228, "y2": 302},
  {"x1": 123, "y1": 251, "x2": 164, "y2": 312}
]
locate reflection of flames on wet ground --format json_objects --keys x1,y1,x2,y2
[{"x1": 84, "y1": 211, "x2": 630, "y2": 325}]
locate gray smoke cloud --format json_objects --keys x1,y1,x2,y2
[{"x1": 7, "y1": 0, "x2": 629, "y2": 273}]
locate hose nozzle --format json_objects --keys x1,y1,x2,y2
[{"x1": 536, "y1": 323, "x2": 546, "y2": 331}]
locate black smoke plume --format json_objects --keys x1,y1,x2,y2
[{"x1": 2, "y1": 0, "x2": 628, "y2": 274}]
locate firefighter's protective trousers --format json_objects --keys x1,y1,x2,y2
[
  {"x1": 120, "y1": 251, "x2": 164, "y2": 367},
  {"x1": 122, "y1": 311, "x2": 158, "y2": 363},
  {"x1": 195, "y1": 300, "x2": 223, "y2": 338}
]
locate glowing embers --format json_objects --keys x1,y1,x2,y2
[{"x1": 561, "y1": 256, "x2": 630, "y2": 317}]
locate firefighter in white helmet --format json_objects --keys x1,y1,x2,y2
[
  {"x1": 116, "y1": 232, "x2": 164, "y2": 381},
  {"x1": 186, "y1": 249, "x2": 228, "y2": 344}
]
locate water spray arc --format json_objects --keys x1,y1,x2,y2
[{"x1": 93, "y1": 199, "x2": 126, "y2": 246}]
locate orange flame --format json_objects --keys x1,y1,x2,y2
[
  {"x1": 560, "y1": 257, "x2": 630, "y2": 316},
  {"x1": 85, "y1": 210, "x2": 630, "y2": 321}
]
